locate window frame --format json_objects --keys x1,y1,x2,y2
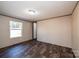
[{"x1": 10, "y1": 21, "x2": 23, "y2": 38}]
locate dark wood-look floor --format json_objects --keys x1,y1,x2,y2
[{"x1": 0, "y1": 40, "x2": 75, "y2": 58}]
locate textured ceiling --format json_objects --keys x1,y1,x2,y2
[{"x1": 0, "y1": 1, "x2": 77, "y2": 21}]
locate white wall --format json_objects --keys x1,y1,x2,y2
[
  {"x1": 37, "y1": 16, "x2": 72, "y2": 48},
  {"x1": 72, "y1": 3, "x2": 79, "y2": 57},
  {"x1": 0, "y1": 15, "x2": 32, "y2": 48}
]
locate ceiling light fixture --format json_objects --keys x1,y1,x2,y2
[{"x1": 27, "y1": 9, "x2": 39, "y2": 15}]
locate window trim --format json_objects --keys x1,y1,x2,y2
[{"x1": 10, "y1": 21, "x2": 22, "y2": 38}]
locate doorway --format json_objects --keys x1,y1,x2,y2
[{"x1": 33, "y1": 22, "x2": 37, "y2": 40}]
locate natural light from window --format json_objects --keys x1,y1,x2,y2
[{"x1": 10, "y1": 21, "x2": 22, "y2": 38}]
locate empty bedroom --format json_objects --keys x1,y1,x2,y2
[{"x1": 0, "y1": 1, "x2": 79, "y2": 58}]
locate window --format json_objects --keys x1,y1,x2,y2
[{"x1": 10, "y1": 21, "x2": 22, "y2": 38}]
